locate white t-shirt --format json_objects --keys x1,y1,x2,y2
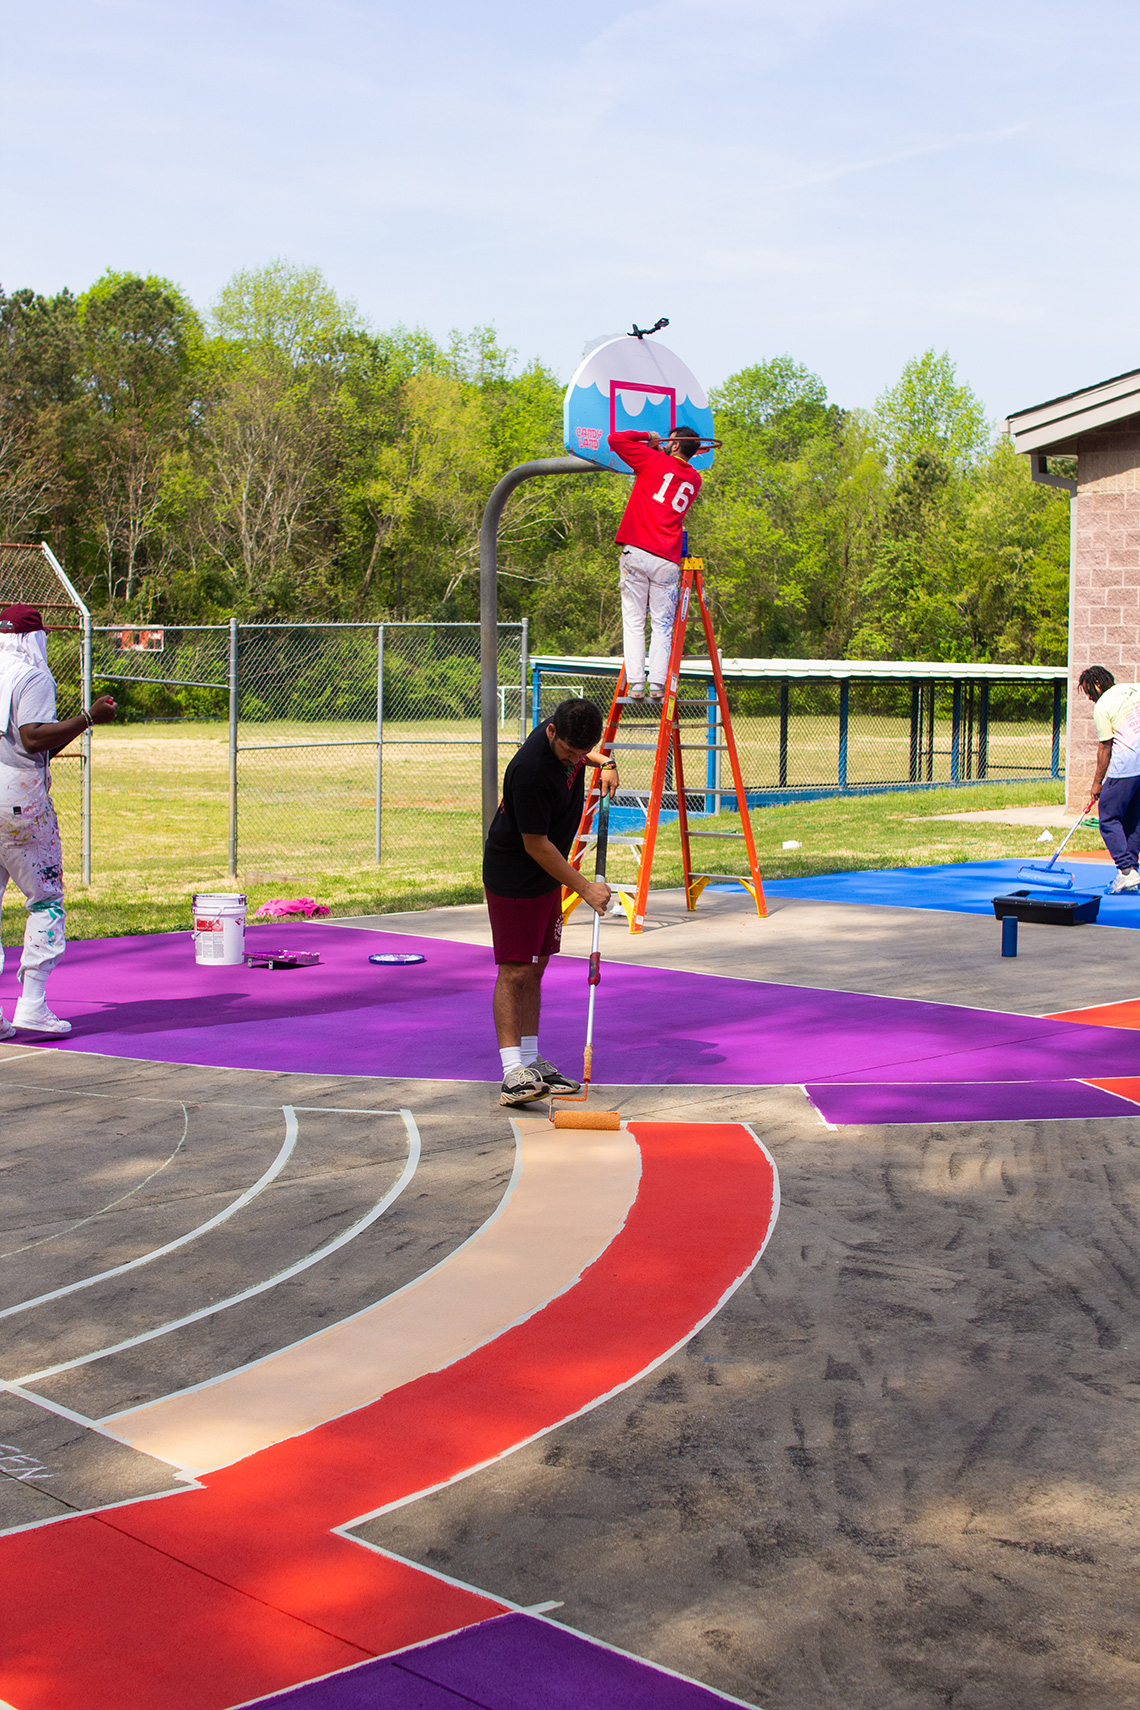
[
  {"x1": 1093, "y1": 682, "x2": 1140, "y2": 779},
  {"x1": 0, "y1": 668, "x2": 56, "y2": 777}
]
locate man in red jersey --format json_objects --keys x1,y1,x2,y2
[{"x1": 608, "y1": 425, "x2": 702, "y2": 701}]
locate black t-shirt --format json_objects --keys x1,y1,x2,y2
[{"x1": 483, "y1": 724, "x2": 587, "y2": 898}]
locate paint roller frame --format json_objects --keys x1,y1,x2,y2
[{"x1": 550, "y1": 781, "x2": 622, "y2": 1131}]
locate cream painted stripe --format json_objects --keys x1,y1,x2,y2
[
  {"x1": 0, "y1": 1106, "x2": 303, "y2": 1320},
  {"x1": 14, "y1": 1110, "x2": 420, "y2": 1386},
  {"x1": 105, "y1": 1121, "x2": 642, "y2": 1475}
]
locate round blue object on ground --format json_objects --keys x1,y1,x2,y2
[{"x1": 368, "y1": 952, "x2": 426, "y2": 965}]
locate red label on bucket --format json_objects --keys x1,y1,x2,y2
[{"x1": 196, "y1": 918, "x2": 222, "y2": 931}]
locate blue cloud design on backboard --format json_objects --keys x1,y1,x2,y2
[{"x1": 563, "y1": 336, "x2": 717, "y2": 473}]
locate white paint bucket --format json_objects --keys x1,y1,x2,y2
[{"x1": 192, "y1": 893, "x2": 247, "y2": 966}]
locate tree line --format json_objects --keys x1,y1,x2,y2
[{"x1": 0, "y1": 261, "x2": 1070, "y2": 663}]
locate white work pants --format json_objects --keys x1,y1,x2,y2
[
  {"x1": 0, "y1": 767, "x2": 66, "y2": 988},
  {"x1": 619, "y1": 546, "x2": 680, "y2": 691}
]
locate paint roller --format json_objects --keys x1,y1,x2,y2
[
  {"x1": 550, "y1": 786, "x2": 621, "y2": 1131},
  {"x1": 1015, "y1": 796, "x2": 1096, "y2": 890}
]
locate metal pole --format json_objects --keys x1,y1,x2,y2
[
  {"x1": 519, "y1": 618, "x2": 528, "y2": 747},
  {"x1": 979, "y1": 680, "x2": 990, "y2": 779},
  {"x1": 81, "y1": 612, "x2": 92, "y2": 885},
  {"x1": 778, "y1": 680, "x2": 789, "y2": 788},
  {"x1": 375, "y1": 623, "x2": 385, "y2": 864},
  {"x1": 480, "y1": 455, "x2": 597, "y2": 833},
  {"x1": 951, "y1": 681, "x2": 962, "y2": 783},
  {"x1": 908, "y1": 680, "x2": 920, "y2": 782},
  {"x1": 228, "y1": 617, "x2": 238, "y2": 878},
  {"x1": 925, "y1": 682, "x2": 935, "y2": 781},
  {"x1": 531, "y1": 663, "x2": 542, "y2": 731},
  {"x1": 1051, "y1": 679, "x2": 1063, "y2": 779},
  {"x1": 838, "y1": 680, "x2": 849, "y2": 789},
  {"x1": 706, "y1": 679, "x2": 717, "y2": 811}
]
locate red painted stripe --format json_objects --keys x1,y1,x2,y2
[
  {"x1": 1047, "y1": 998, "x2": 1140, "y2": 1029},
  {"x1": 1081, "y1": 1075, "x2": 1140, "y2": 1106},
  {"x1": 0, "y1": 1122, "x2": 777, "y2": 1710}
]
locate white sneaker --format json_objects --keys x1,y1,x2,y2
[
  {"x1": 12, "y1": 1002, "x2": 71, "y2": 1035},
  {"x1": 0, "y1": 1013, "x2": 14, "y2": 1041},
  {"x1": 1108, "y1": 869, "x2": 1140, "y2": 894}
]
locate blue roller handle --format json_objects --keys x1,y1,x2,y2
[{"x1": 1001, "y1": 915, "x2": 1018, "y2": 957}]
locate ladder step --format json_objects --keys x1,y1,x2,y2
[
  {"x1": 687, "y1": 830, "x2": 747, "y2": 838},
  {"x1": 678, "y1": 743, "x2": 730, "y2": 752},
  {"x1": 691, "y1": 872, "x2": 756, "y2": 884},
  {"x1": 611, "y1": 742, "x2": 665, "y2": 751}
]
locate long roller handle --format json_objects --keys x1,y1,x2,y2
[
  {"x1": 582, "y1": 793, "x2": 610, "y2": 1064},
  {"x1": 1043, "y1": 796, "x2": 1095, "y2": 871}
]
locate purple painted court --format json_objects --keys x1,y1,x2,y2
[
  {"x1": 245, "y1": 1614, "x2": 748, "y2": 1708},
  {"x1": 21, "y1": 918, "x2": 1140, "y2": 1124}
]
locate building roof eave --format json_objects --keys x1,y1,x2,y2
[{"x1": 1008, "y1": 366, "x2": 1140, "y2": 454}]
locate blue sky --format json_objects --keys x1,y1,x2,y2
[{"x1": 3, "y1": 0, "x2": 1139, "y2": 421}]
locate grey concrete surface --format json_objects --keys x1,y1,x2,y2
[
  {"x1": 337, "y1": 888, "x2": 1139, "y2": 1017},
  {"x1": 2, "y1": 910, "x2": 1140, "y2": 1707},
  {"x1": 362, "y1": 1084, "x2": 1140, "y2": 1710},
  {"x1": 0, "y1": 1387, "x2": 188, "y2": 1531},
  {"x1": 0, "y1": 1050, "x2": 514, "y2": 1424},
  {"x1": 916, "y1": 806, "x2": 1082, "y2": 828}
]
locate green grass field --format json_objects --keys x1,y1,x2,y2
[{"x1": 1, "y1": 718, "x2": 1097, "y2": 945}]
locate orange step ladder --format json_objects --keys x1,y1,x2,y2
[{"x1": 565, "y1": 557, "x2": 766, "y2": 934}]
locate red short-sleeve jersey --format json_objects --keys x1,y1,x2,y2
[{"x1": 609, "y1": 431, "x2": 702, "y2": 563}]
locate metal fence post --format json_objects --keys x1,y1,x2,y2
[
  {"x1": 838, "y1": 680, "x2": 849, "y2": 789},
  {"x1": 951, "y1": 681, "x2": 962, "y2": 783},
  {"x1": 518, "y1": 618, "x2": 529, "y2": 748},
  {"x1": 979, "y1": 680, "x2": 990, "y2": 779},
  {"x1": 375, "y1": 623, "x2": 385, "y2": 863},
  {"x1": 1051, "y1": 679, "x2": 1063, "y2": 779},
  {"x1": 908, "y1": 680, "x2": 920, "y2": 782},
  {"x1": 706, "y1": 680, "x2": 717, "y2": 810},
  {"x1": 228, "y1": 617, "x2": 238, "y2": 878},
  {"x1": 81, "y1": 611, "x2": 92, "y2": 885},
  {"x1": 778, "y1": 680, "x2": 789, "y2": 788},
  {"x1": 531, "y1": 664, "x2": 542, "y2": 730}
]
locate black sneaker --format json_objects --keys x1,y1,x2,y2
[
  {"x1": 531, "y1": 1056, "x2": 582, "y2": 1095},
  {"x1": 500, "y1": 1064, "x2": 549, "y2": 1105}
]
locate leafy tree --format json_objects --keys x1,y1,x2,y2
[
  {"x1": 873, "y1": 349, "x2": 989, "y2": 473},
  {"x1": 77, "y1": 272, "x2": 199, "y2": 604},
  {"x1": 211, "y1": 260, "x2": 363, "y2": 367}
]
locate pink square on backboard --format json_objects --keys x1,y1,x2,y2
[{"x1": 609, "y1": 381, "x2": 676, "y2": 435}]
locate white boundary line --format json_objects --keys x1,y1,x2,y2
[
  {"x1": 0, "y1": 1104, "x2": 191, "y2": 1262},
  {"x1": 100, "y1": 1116, "x2": 524, "y2": 1430},
  {"x1": 0, "y1": 1107, "x2": 301, "y2": 1321},
  {"x1": 15, "y1": 1109, "x2": 419, "y2": 1387}
]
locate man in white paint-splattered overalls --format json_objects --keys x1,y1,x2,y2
[{"x1": 0, "y1": 604, "x2": 116, "y2": 1036}]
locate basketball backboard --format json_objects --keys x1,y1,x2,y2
[{"x1": 563, "y1": 333, "x2": 716, "y2": 473}]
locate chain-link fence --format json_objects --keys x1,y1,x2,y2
[
  {"x1": 34, "y1": 618, "x2": 1069, "y2": 893},
  {"x1": 530, "y1": 661, "x2": 1067, "y2": 825},
  {"x1": 79, "y1": 620, "x2": 526, "y2": 887}
]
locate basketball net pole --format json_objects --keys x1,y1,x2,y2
[
  {"x1": 566, "y1": 557, "x2": 767, "y2": 934},
  {"x1": 479, "y1": 456, "x2": 599, "y2": 835}
]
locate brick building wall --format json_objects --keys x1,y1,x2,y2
[{"x1": 1067, "y1": 425, "x2": 1140, "y2": 809}]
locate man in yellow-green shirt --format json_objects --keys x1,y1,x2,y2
[{"x1": 1080, "y1": 664, "x2": 1140, "y2": 894}]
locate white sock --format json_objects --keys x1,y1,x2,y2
[
  {"x1": 18, "y1": 970, "x2": 47, "y2": 1008},
  {"x1": 521, "y1": 1035, "x2": 539, "y2": 1066},
  {"x1": 500, "y1": 1045, "x2": 524, "y2": 1073}
]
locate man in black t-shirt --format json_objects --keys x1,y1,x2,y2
[{"x1": 483, "y1": 697, "x2": 619, "y2": 1105}]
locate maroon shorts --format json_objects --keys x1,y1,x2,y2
[{"x1": 485, "y1": 887, "x2": 564, "y2": 965}]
